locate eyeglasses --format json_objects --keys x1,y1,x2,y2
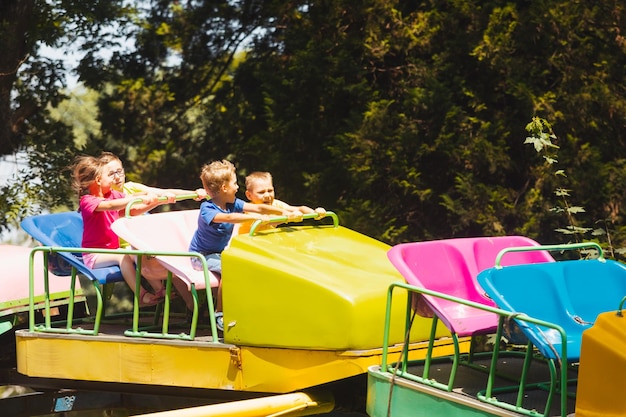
[{"x1": 108, "y1": 169, "x2": 125, "y2": 178}]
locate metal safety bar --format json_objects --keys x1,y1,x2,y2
[
  {"x1": 381, "y1": 282, "x2": 571, "y2": 417},
  {"x1": 249, "y1": 211, "x2": 339, "y2": 236},
  {"x1": 124, "y1": 193, "x2": 200, "y2": 218},
  {"x1": 28, "y1": 246, "x2": 220, "y2": 343},
  {"x1": 495, "y1": 241, "x2": 604, "y2": 269}
]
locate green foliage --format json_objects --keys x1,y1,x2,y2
[
  {"x1": 1, "y1": 0, "x2": 626, "y2": 249},
  {"x1": 527, "y1": 117, "x2": 593, "y2": 238},
  {"x1": 525, "y1": 116, "x2": 626, "y2": 259},
  {"x1": 0, "y1": 0, "x2": 131, "y2": 231}
]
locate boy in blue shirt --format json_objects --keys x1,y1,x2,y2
[{"x1": 189, "y1": 160, "x2": 299, "y2": 330}]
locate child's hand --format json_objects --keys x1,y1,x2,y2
[
  {"x1": 251, "y1": 214, "x2": 271, "y2": 223},
  {"x1": 160, "y1": 191, "x2": 177, "y2": 204},
  {"x1": 141, "y1": 192, "x2": 158, "y2": 204},
  {"x1": 314, "y1": 207, "x2": 326, "y2": 219},
  {"x1": 286, "y1": 210, "x2": 304, "y2": 223},
  {"x1": 195, "y1": 188, "x2": 207, "y2": 201}
]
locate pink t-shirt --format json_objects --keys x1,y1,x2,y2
[{"x1": 80, "y1": 190, "x2": 125, "y2": 250}]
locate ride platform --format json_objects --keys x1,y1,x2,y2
[
  {"x1": 16, "y1": 321, "x2": 458, "y2": 393},
  {"x1": 14, "y1": 209, "x2": 456, "y2": 398},
  {"x1": 368, "y1": 242, "x2": 626, "y2": 417}
]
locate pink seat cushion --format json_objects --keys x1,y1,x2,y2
[
  {"x1": 0, "y1": 245, "x2": 81, "y2": 307},
  {"x1": 112, "y1": 210, "x2": 220, "y2": 290},
  {"x1": 387, "y1": 236, "x2": 554, "y2": 336}
]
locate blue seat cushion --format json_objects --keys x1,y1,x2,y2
[{"x1": 21, "y1": 212, "x2": 123, "y2": 285}]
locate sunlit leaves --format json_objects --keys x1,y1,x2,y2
[
  {"x1": 2, "y1": 0, "x2": 626, "y2": 247},
  {"x1": 567, "y1": 206, "x2": 586, "y2": 214}
]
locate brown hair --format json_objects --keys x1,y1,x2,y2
[
  {"x1": 200, "y1": 160, "x2": 236, "y2": 197},
  {"x1": 71, "y1": 155, "x2": 103, "y2": 197},
  {"x1": 245, "y1": 171, "x2": 273, "y2": 191},
  {"x1": 98, "y1": 151, "x2": 122, "y2": 165}
]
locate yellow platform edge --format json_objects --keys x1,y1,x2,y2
[{"x1": 15, "y1": 329, "x2": 462, "y2": 393}]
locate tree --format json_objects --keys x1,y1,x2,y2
[
  {"x1": 0, "y1": 0, "x2": 131, "y2": 231},
  {"x1": 69, "y1": 0, "x2": 626, "y2": 245},
  {"x1": 321, "y1": 0, "x2": 626, "y2": 244},
  {"x1": 72, "y1": 0, "x2": 274, "y2": 194},
  {"x1": 3, "y1": 0, "x2": 625, "y2": 249}
]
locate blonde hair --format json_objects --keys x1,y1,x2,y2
[
  {"x1": 71, "y1": 155, "x2": 103, "y2": 197},
  {"x1": 200, "y1": 160, "x2": 236, "y2": 197},
  {"x1": 245, "y1": 171, "x2": 273, "y2": 191},
  {"x1": 98, "y1": 151, "x2": 122, "y2": 165}
]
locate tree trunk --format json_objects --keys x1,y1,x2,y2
[{"x1": 0, "y1": 0, "x2": 35, "y2": 155}]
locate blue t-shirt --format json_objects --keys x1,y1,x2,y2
[{"x1": 189, "y1": 198, "x2": 245, "y2": 254}]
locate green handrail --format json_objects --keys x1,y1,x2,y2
[
  {"x1": 618, "y1": 295, "x2": 626, "y2": 317},
  {"x1": 248, "y1": 211, "x2": 338, "y2": 236},
  {"x1": 381, "y1": 281, "x2": 571, "y2": 417},
  {"x1": 495, "y1": 241, "x2": 604, "y2": 269},
  {"x1": 28, "y1": 245, "x2": 220, "y2": 343},
  {"x1": 124, "y1": 193, "x2": 199, "y2": 218}
]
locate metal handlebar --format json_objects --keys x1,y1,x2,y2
[
  {"x1": 495, "y1": 241, "x2": 604, "y2": 269},
  {"x1": 124, "y1": 193, "x2": 199, "y2": 218},
  {"x1": 617, "y1": 295, "x2": 626, "y2": 317},
  {"x1": 249, "y1": 211, "x2": 339, "y2": 236}
]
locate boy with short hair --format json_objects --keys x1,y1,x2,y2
[
  {"x1": 189, "y1": 160, "x2": 299, "y2": 331},
  {"x1": 238, "y1": 171, "x2": 326, "y2": 235}
]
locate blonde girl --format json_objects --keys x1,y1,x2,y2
[{"x1": 71, "y1": 154, "x2": 174, "y2": 305}]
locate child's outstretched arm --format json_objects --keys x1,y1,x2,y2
[
  {"x1": 294, "y1": 205, "x2": 326, "y2": 218},
  {"x1": 274, "y1": 201, "x2": 327, "y2": 219},
  {"x1": 213, "y1": 212, "x2": 271, "y2": 224},
  {"x1": 244, "y1": 202, "x2": 305, "y2": 223},
  {"x1": 132, "y1": 184, "x2": 207, "y2": 201},
  {"x1": 243, "y1": 202, "x2": 284, "y2": 216},
  {"x1": 95, "y1": 193, "x2": 176, "y2": 216},
  {"x1": 127, "y1": 193, "x2": 177, "y2": 216}
]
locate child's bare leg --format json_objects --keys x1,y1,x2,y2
[
  {"x1": 172, "y1": 276, "x2": 194, "y2": 310},
  {"x1": 202, "y1": 254, "x2": 222, "y2": 313},
  {"x1": 120, "y1": 254, "x2": 159, "y2": 304},
  {"x1": 90, "y1": 252, "x2": 124, "y2": 270},
  {"x1": 144, "y1": 278, "x2": 165, "y2": 294},
  {"x1": 90, "y1": 252, "x2": 157, "y2": 304},
  {"x1": 136, "y1": 255, "x2": 165, "y2": 293},
  {"x1": 215, "y1": 282, "x2": 222, "y2": 312}
]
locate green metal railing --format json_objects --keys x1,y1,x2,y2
[
  {"x1": 249, "y1": 211, "x2": 339, "y2": 236},
  {"x1": 28, "y1": 246, "x2": 220, "y2": 343},
  {"x1": 381, "y1": 281, "x2": 569, "y2": 417},
  {"x1": 494, "y1": 241, "x2": 604, "y2": 268},
  {"x1": 124, "y1": 193, "x2": 200, "y2": 218},
  {"x1": 380, "y1": 242, "x2": 613, "y2": 417},
  {"x1": 28, "y1": 197, "x2": 338, "y2": 344}
]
